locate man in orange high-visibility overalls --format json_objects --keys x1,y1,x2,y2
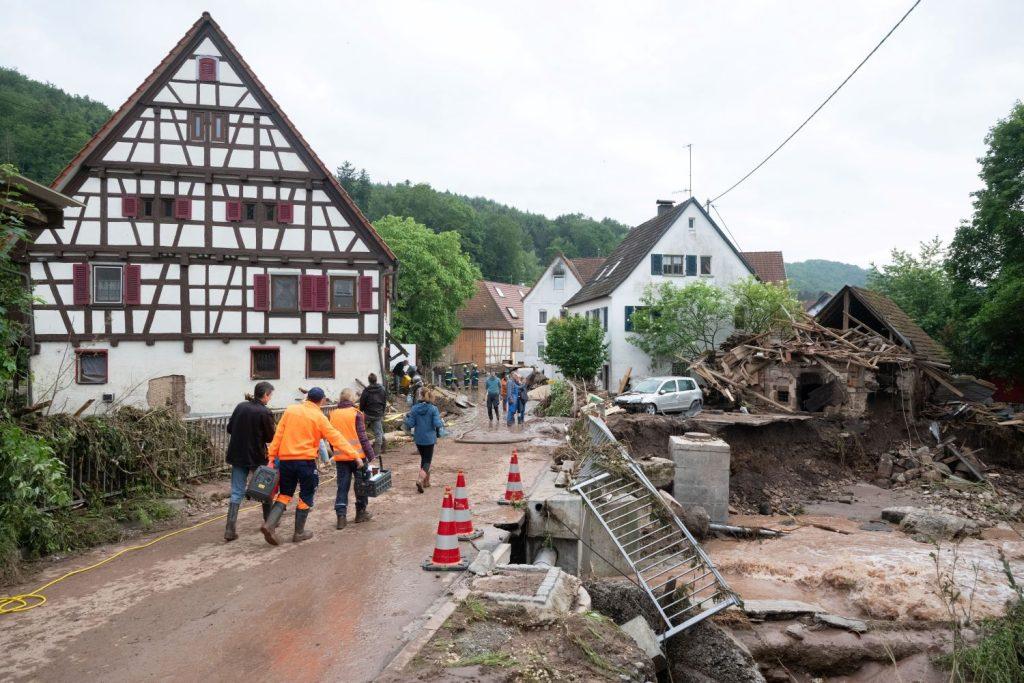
[
  {"x1": 329, "y1": 388, "x2": 376, "y2": 530},
  {"x1": 261, "y1": 387, "x2": 358, "y2": 545}
]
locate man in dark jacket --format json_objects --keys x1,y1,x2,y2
[
  {"x1": 358, "y1": 373, "x2": 388, "y2": 455},
  {"x1": 224, "y1": 381, "x2": 276, "y2": 541}
]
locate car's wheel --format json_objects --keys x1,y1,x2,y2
[
  {"x1": 688, "y1": 400, "x2": 702, "y2": 415},
  {"x1": 643, "y1": 403, "x2": 657, "y2": 415}
]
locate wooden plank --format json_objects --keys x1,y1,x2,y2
[
  {"x1": 617, "y1": 367, "x2": 632, "y2": 395},
  {"x1": 703, "y1": 367, "x2": 794, "y2": 413},
  {"x1": 921, "y1": 365, "x2": 964, "y2": 398}
]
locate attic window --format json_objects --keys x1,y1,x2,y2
[
  {"x1": 494, "y1": 286, "x2": 505, "y2": 298},
  {"x1": 688, "y1": 217, "x2": 696, "y2": 232},
  {"x1": 506, "y1": 307, "x2": 518, "y2": 319},
  {"x1": 197, "y1": 56, "x2": 219, "y2": 82},
  {"x1": 553, "y1": 267, "x2": 565, "y2": 291}
]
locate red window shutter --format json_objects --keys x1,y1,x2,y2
[
  {"x1": 124, "y1": 264, "x2": 142, "y2": 305},
  {"x1": 174, "y1": 198, "x2": 192, "y2": 220},
  {"x1": 253, "y1": 274, "x2": 270, "y2": 311},
  {"x1": 121, "y1": 196, "x2": 138, "y2": 218},
  {"x1": 226, "y1": 200, "x2": 242, "y2": 222},
  {"x1": 358, "y1": 275, "x2": 373, "y2": 312},
  {"x1": 72, "y1": 263, "x2": 90, "y2": 305},
  {"x1": 198, "y1": 57, "x2": 217, "y2": 82},
  {"x1": 299, "y1": 274, "x2": 315, "y2": 311},
  {"x1": 277, "y1": 202, "x2": 293, "y2": 224},
  {"x1": 314, "y1": 275, "x2": 329, "y2": 312}
]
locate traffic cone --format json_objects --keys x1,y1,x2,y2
[
  {"x1": 497, "y1": 449, "x2": 524, "y2": 505},
  {"x1": 421, "y1": 486, "x2": 468, "y2": 571},
  {"x1": 453, "y1": 470, "x2": 483, "y2": 540}
]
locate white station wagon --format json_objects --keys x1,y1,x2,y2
[{"x1": 614, "y1": 376, "x2": 704, "y2": 415}]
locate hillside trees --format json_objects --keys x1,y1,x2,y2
[{"x1": 374, "y1": 215, "x2": 479, "y2": 365}]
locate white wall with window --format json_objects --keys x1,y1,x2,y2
[
  {"x1": 522, "y1": 256, "x2": 591, "y2": 379},
  {"x1": 565, "y1": 202, "x2": 753, "y2": 391}
]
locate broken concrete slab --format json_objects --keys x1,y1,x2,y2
[
  {"x1": 900, "y1": 508, "x2": 982, "y2": 541},
  {"x1": 638, "y1": 456, "x2": 675, "y2": 489},
  {"x1": 785, "y1": 624, "x2": 806, "y2": 641},
  {"x1": 620, "y1": 615, "x2": 667, "y2": 671},
  {"x1": 743, "y1": 599, "x2": 824, "y2": 620},
  {"x1": 816, "y1": 612, "x2": 868, "y2": 634},
  {"x1": 472, "y1": 565, "x2": 582, "y2": 614},
  {"x1": 468, "y1": 549, "x2": 495, "y2": 576}
]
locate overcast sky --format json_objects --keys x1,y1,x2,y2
[{"x1": 3, "y1": 1, "x2": 1022, "y2": 266}]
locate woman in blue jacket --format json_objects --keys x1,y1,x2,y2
[{"x1": 404, "y1": 388, "x2": 444, "y2": 493}]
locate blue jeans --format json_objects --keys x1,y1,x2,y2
[
  {"x1": 486, "y1": 393, "x2": 500, "y2": 420},
  {"x1": 278, "y1": 460, "x2": 319, "y2": 508},
  {"x1": 335, "y1": 461, "x2": 368, "y2": 514},
  {"x1": 229, "y1": 464, "x2": 253, "y2": 504}
]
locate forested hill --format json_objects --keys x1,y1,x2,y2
[
  {"x1": 0, "y1": 67, "x2": 628, "y2": 284},
  {"x1": 785, "y1": 259, "x2": 869, "y2": 300},
  {"x1": 337, "y1": 163, "x2": 629, "y2": 284},
  {"x1": 0, "y1": 67, "x2": 112, "y2": 184}
]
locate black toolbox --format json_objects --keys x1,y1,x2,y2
[{"x1": 245, "y1": 465, "x2": 279, "y2": 502}]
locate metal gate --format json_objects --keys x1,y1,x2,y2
[{"x1": 571, "y1": 416, "x2": 738, "y2": 641}]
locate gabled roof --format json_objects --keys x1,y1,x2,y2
[
  {"x1": 740, "y1": 251, "x2": 787, "y2": 284},
  {"x1": 459, "y1": 280, "x2": 525, "y2": 330},
  {"x1": 564, "y1": 198, "x2": 755, "y2": 307},
  {"x1": 50, "y1": 12, "x2": 395, "y2": 264},
  {"x1": 815, "y1": 285, "x2": 950, "y2": 365},
  {"x1": 568, "y1": 257, "x2": 607, "y2": 284}
]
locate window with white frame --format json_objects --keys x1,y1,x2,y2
[
  {"x1": 662, "y1": 255, "x2": 685, "y2": 275},
  {"x1": 93, "y1": 265, "x2": 123, "y2": 304},
  {"x1": 688, "y1": 217, "x2": 696, "y2": 232},
  {"x1": 539, "y1": 309, "x2": 547, "y2": 324}
]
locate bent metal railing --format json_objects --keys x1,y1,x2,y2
[{"x1": 572, "y1": 415, "x2": 739, "y2": 642}]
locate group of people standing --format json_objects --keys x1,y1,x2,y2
[
  {"x1": 223, "y1": 373, "x2": 391, "y2": 545},
  {"x1": 485, "y1": 369, "x2": 528, "y2": 426}
]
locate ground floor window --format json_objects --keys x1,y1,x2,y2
[
  {"x1": 251, "y1": 346, "x2": 280, "y2": 380},
  {"x1": 76, "y1": 349, "x2": 108, "y2": 384},
  {"x1": 306, "y1": 347, "x2": 335, "y2": 378}
]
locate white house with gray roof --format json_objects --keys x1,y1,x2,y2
[{"x1": 563, "y1": 198, "x2": 759, "y2": 391}]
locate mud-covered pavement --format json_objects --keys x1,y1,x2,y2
[{"x1": 0, "y1": 403, "x2": 549, "y2": 683}]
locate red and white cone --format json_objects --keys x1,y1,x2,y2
[
  {"x1": 497, "y1": 449, "x2": 524, "y2": 505},
  {"x1": 453, "y1": 470, "x2": 483, "y2": 540},
  {"x1": 422, "y1": 486, "x2": 468, "y2": 571}
]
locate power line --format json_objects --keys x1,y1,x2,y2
[
  {"x1": 710, "y1": 0, "x2": 923, "y2": 203},
  {"x1": 709, "y1": 202, "x2": 743, "y2": 252}
]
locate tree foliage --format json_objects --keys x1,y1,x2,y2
[
  {"x1": 730, "y1": 277, "x2": 802, "y2": 334},
  {"x1": 947, "y1": 101, "x2": 1024, "y2": 377},
  {"x1": 867, "y1": 238, "x2": 955, "y2": 348},
  {"x1": 0, "y1": 68, "x2": 111, "y2": 184},
  {"x1": 542, "y1": 316, "x2": 609, "y2": 382},
  {"x1": 338, "y1": 164, "x2": 628, "y2": 285},
  {"x1": 374, "y1": 215, "x2": 479, "y2": 366},
  {"x1": 629, "y1": 281, "x2": 734, "y2": 362}
]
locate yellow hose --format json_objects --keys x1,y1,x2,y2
[{"x1": 1, "y1": 471, "x2": 339, "y2": 615}]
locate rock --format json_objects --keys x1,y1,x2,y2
[
  {"x1": 743, "y1": 599, "x2": 823, "y2": 620},
  {"x1": 837, "y1": 494, "x2": 853, "y2": 504},
  {"x1": 880, "y1": 506, "x2": 917, "y2": 523},
  {"x1": 620, "y1": 616, "x2": 667, "y2": 671},
  {"x1": 895, "y1": 507, "x2": 982, "y2": 541},
  {"x1": 667, "y1": 619, "x2": 766, "y2": 683},
  {"x1": 639, "y1": 457, "x2": 675, "y2": 490},
  {"x1": 932, "y1": 462, "x2": 953, "y2": 477},
  {"x1": 468, "y1": 550, "x2": 495, "y2": 576},
  {"x1": 815, "y1": 612, "x2": 868, "y2": 634},
  {"x1": 921, "y1": 469, "x2": 943, "y2": 483},
  {"x1": 903, "y1": 467, "x2": 921, "y2": 481},
  {"x1": 758, "y1": 502, "x2": 773, "y2": 516},
  {"x1": 658, "y1": 491, "x2": 710, "y2": 540},
  {"x1": 876, "y1": 453, "x2": 894, "y2": 480},
  {"x1": 784, "y1": 624, "x2": 805, "y2": 640}
]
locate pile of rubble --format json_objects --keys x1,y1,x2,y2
[{"x1": 874, "y1": 440, "x2": 987, "y2": 487}]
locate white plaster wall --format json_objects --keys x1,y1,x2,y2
[
  {"x1": 31, "y1": 339, "x2": 382, "y2": 416},
  {"x1": 567, "y1": 203, "x2": 754, "y2": 391},
  {"x1": 522, "y1": 256, "x2": 584, "y2": 379}
]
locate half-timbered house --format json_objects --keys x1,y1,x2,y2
[{"x1": 27, "y1": 13, "x2": 398, "y2": 414}]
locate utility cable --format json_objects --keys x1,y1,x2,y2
[
  {"x1": 709, "y1": 203, "x2": 743, "y2": 253},
  {"x1": 0, "y1": 472, "x2": 339, "y2": 615},
  {"x1": 710, "y1": 0, "x2": 923, "y2": 203}
]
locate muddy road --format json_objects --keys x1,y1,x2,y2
[{"x1": 1, "y1": 407, "x2": 548, "y2": 683}]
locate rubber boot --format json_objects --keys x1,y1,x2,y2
[
  {"x1": 336, "y1": 512, "x2": 347, "y2": 530},
  {"x1": 293, "y1": 508, "x2": 314, "y2": 543},
  {"x1": 355, "y1": 508, "x2": 373, "y2": 523},
  {"x1": 260, "y1": 501, "x2": 286, "y2": 546},
  {"x1": 224, "y1": 502, "x2": 240, "y2": 542},
  {"x1": 261, "y1": 501, "x2": 272, "y2": 521}
]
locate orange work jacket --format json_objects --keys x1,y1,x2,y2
[
  {"x1": 267, "y1": 400, "x2": 354, "y2": 461},
  {"x1": 328, "y1": 406, "x2": 366, "y2": 462}
]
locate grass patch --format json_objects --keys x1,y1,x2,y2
[
  {"x1": 463, "y1": 596, "x2": 489, "y2": 621},
  {"x1": 572, "y1": 635, "x2": 623, "y2": 674},
  {"x1": 946, "y1": 600, "x2": 1024, "y2": 683},
  {"x1": 452, "y1": 651, "x2": 516, "y2": 668}
]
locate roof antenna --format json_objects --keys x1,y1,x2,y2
[{"x1": 671, "y1": 144, "x2": 693, "y2": 198}]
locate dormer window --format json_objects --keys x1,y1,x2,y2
[{"x1": 197, "y1": 56, "x2": 219, "y2": 82}]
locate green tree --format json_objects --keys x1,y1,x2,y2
[
  {"x1": 629, "y1": 281, "x2": 734, "y2": 362},
  {"x1": 730, "y1": 277, "x2": 801, "y2": 335},
  {"x1": 867, "y1": 238, "x2": 954, "y2": 346},
  {"x1": 374, "y1": 215, "x2": 479, "y2": 365},
  {"x1": 542, "y1": 315, "x2": 609, "y2": 382},
  {"x1": 947, "y1": 101, "x2": 1024, "y2": 377}
]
